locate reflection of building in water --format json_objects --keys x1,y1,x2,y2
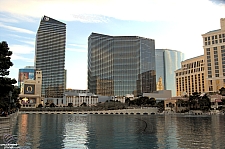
[
  {"x1": 63, "y1": 115, "x2": 88, "y2": 148},
  {"x1": 19, "y1": 70, "x2": 42, "y2": 108},
  {"x1": 17, "y1": 114, "x2": 65, "y2": 148},
  {"x1": 175, "y1": 116, "x2": 215, "y2": 148},
  {"x1": 156, "y1": 116, "x2": 178, "y2": 148}
]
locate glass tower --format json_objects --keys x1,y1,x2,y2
[
  {"x1": 88, "y1": 33, "x2": 156, "y2": 97},
  {"x1": 155, "y1": 49, "x2": 184, "y2": 96},
  {"x1": 35, "y1": 16, "x2": 66, "y2": 98}
]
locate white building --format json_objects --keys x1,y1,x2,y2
[{"x1": 63, "y1": 89, "x2": 98, "y2": 107}]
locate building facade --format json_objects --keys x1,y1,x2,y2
[
  {"x1": 202, "y1": 18, "x2": 225, "y2": 93},
  {"x1": 19, "y1": 70, "x2": 42, "y2": 108},
  {"x1": 88, "y1": 33, "x2": 156, "y2": 97},
  {"x1": 63, "y1": 89, "x2": 98, "y2": 107},
  {"x1": 175, "y1": 55, "x2": 205, "y2": 96},
  {"x1": 35, "y1": 16, "x2": 66, "y2": 99},
  {"x1": 155, "y1": 49, "x2": 184, "y2": 96},
  {"x1": 18, "y1": 66, "x2": 35, "y2": 88}
]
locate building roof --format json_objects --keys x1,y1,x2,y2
[
  {"x1": 182, "y1": 55, "x2": 204, "y2": 62},
  {"x1": 89, "y1": 32, "x2": 154, "y2": 41},
  {"x1": 41, "y1": 15, "x2": 66, "y2": 25},
  {"x1": 205, "y1": 29, "x2": 221, "y2": 34}
]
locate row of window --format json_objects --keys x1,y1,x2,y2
[{"x1": 204, "y1": 34, "x2": 225, "y2": 41}]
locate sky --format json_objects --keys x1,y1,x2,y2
[{"x1": 0, "y1": 0, "x2": 225, "y2": 90}]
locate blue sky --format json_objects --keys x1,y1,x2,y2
[{"x1": 0, "y1": 0, "x2": 225, "y2": 89}]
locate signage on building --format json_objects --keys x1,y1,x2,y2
[{"x1": 24, "y1": 84, "x2": 35, "y2": 94}]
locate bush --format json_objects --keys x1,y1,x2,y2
[
  {"x1": 38, "y1": 104, "x2": 43, "y2": 108},
  {"x1": 50, "y1": 103, "x2": 56, "y2": 107},
  {"x1": 68, "y1": 103, "x2": 73, "y2": 107}
]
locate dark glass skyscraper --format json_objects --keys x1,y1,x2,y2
[
  {"x1": 88, "y1": 33, "x2": 156, "y2": 97},
  {"x1": 35, "y1": 16, "x2": 66, "y2": 98}
]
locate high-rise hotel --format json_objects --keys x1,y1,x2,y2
[
  {"x1": 88, "y1": 33, "x2": 156, "y2": 97},
  {"x1": 202, "y1": 18, "x2": 225, "y2": 93},
  {"x1": 35, "y1": 16, "x2": 66, "y2": 99},
  {"x1": 175, "y1": 55, "x2": 205, "y2": 96},
  {"x1": 175, "y1": 18, "x2": 225, "y2": 96}
]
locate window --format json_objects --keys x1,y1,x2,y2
[
  {"x1": 205, "y1": 37, "x2": 207, "y2": 41},
  {"x1": 220, "y1": 39, "x2": 222, "y2": 43},
  {"x1": 205, "y1": 42, "x2": 207, "y2": 46},
  {"x1": 216, "y1": 74, "x2": 219, "y2": 77},
  {"x1": 208, "y1": 41, "x2": 210, "y2": 45},
  {"x1": 206, "y1": 48, "x2": 210, "y2": 51},
  {"x1": 213, "y1": 47, "x2": 217, "y2": 50},
  {"x1": 222, "y1": 46, "x2": 225, "y2": 49},
  {"x1": 215, "y1": 70, "x2": 219, "y2": 73},
  {"x1": 212, "y1": 41, "x2": 214, "y2": 44},
  {"x1": 223, "y1": 34, "x2": 225, "y2": 37},
  {"x1": 215, "y1": 35, "x2": 217, "y2": 39},
  {"x1": 219, "y1": 34, "x2": 222, "y2": 38},
  {"x1": 212, "y1": 36, "x2": 214, "y2": 40},
  {"x1": 215, "y1": 40, "x2": 218, "y2": 44},
  {"x1": 215, "y1": 66, "x2": 219, "y2": 69},
  {"x1": 208, "y1": 36, "x2": 210, "y2": 40}
]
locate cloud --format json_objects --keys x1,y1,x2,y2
[
  {"x1": 208, "y1": 0, "x2": 225, "y2": 5},
  {"x1": 9, "y1": 44, "x2": 34, "y2": 54},
  {"x1": 71, "y1": 14, "x2": 110, "y2": 23},
  {"x1": 68, "y1": 43, "x2": 87, "y2": 48},
  {"x1": 0, "y1": 22, "x2": 35, "y2": 34},
  {"x1": 66, "y1": 48, "x2": 87, "y2": 53},
  {"x1": 11, "y1": 54, "x2": 34, "y2": 63},
  {"x1": 0, "y1": 0, "x2": 224, "y2": 23}
]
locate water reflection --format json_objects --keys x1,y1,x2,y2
[{"x1": 10, "y1": 114, "x2": 225, "y2": 149}]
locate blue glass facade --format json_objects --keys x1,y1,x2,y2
[
  {"x1": 88, "y1": 33, "x2": 156, "y2": 97},
  {"x1": 155, "y1": 49, "x2": 184, "y2": 96}
]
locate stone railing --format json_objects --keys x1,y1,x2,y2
[{"x1": 0, "y1": 112, "x2": 18, "y2": 139}]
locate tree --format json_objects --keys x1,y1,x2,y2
[
  {"x1": 0, "y1": 41, "x2": 17, "y2": 110},
  {"x1": 125, "y1": 98, "x2": 130, "y2": 106},
  {"x1": 50, "y1": 103, "x2": 56, "y2": 107}
]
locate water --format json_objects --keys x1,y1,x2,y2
[{"x1": 3, "y1": 114, "x2": 225, "y2": 148}]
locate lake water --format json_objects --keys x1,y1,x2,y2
[{"x1": 3, "y1": 114, "x2": 225, "y2": 148}]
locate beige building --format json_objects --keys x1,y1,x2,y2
[
  {"x1": 164, "y1": 97, "x2": 189, "y2": 112},
  {"x1": 19, "y1": 70, "x2": 42, "y2": 108},
  {"x1": 202, "y1": 18, "x2": 225, "y2": 93},
  {"x1": 175, "y1": 55, "x2": 205, "y2": 96}
]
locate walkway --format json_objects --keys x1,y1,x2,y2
[{"x1": 19, "y1": 108, "x2": 158, "y2": 115}]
